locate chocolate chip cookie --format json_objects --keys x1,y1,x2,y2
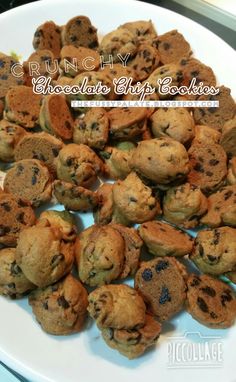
[
  {"x1": 33, "y1": 21, "x2": 62, "y2": 58},
  {"x1": 156, "y1": 30, "x2": 191, "y2": 65},
  {"x1": 61, "y1": 15, "x2": 98, "y2": 49},
  {"x1": 37, "y1": 210, "x2": 77, "y2": 242},
  {"x1": 0, "y1": 119, "x2": 27, "y2": 162},
  {"x1": 108, "y1": 107, "x2": 147, "y2": 140},
  {"x1": 100, "y1": 142, "x2": 135, "y2": 180},
  {"x1": 99, "y1": 27, "x2": 137, "y2": 62}
]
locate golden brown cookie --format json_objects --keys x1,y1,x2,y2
[
  {"x1": 61, "y1": 16, "x2": 98, "y2": 49},
  {"x1": 100, "y1": 142, "x2": 135, "y2": 180},
  {"x1": 60, "y1": 45, "x2": 100, "y2": 77},
  {"x1": 119, "y1": 20, "x2": 157, "y2": 42},
  {"x1": 178, "y1": 57, "x2": 216, "y2": 92},
  {"x1": 155, "y1": 30, "x2": 191, "y2": 64},
  {"x1": 99, "y1": 28, "x2": 137, "y2": 62},
  {"x1": 147, "y1": 63, "x2": 183, "y2": 98},
  {"x1": 0, "y1": 119, "x2": 27, "y2": 162},
  {"x1": 127, "y1": 43, "x2": 160, "y2": 81},
  {"x1": 108, "y1": 107, "x2": 147, "y2": 140},
  {"x1": 37, "y1": 210, "x2": 77, "y2": 242},
  {"x1": 33, "y1": 21, "x2": 62, "y2": 58},
  {"x1": 23, "y1": 49, "x2": 59, "y2": 84},
  {"x1": 0, "y1": 53, "x2": 25, "y2": 99},
  {"x1": 93, "y1": 183, "x2": 114, "y2": 225},
  {"x1": 194, "y1": 124, "x2": 221, "y2": 144},
  {"x1": 227, "y1": 157, "x2": 236, "y2": 185}
]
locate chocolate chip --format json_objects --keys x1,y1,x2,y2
[
  {"x1": 210, "y1": 311, "x2": 218, "y2": 319},
  {"x1": 42, "y1": 301, "x2": 48, "y2": 310},
  {"x1": 209, "y1": 159, "x2": 219, "y2": 166},
  {"x1": 91, "y1": 122, "x2": 98, "y2": 130},
  {"x1": 52, "y1": 148, "x2": 59, "y2": 157},
  {"x1": 193, "y1": 163, "x2": 205, "y2": 173},
  {"x1": 31, "y1": 174, "x2": 37, "y2": 185},
  {"x1": 142, "y1": 268, "x2": 153, "y2": 281},
  {"x1": 7, "y1": 282, "x2": 16, "y2": 289},
  {"x1": 0, "y1": 225, "x2": 11, "y2": 236},
  {"x1": 57, "y1": 295, "x2": 70, "y2": 309},
  {"x1": 10, "y1": 261, "x2": 22, "y2": 276},
  {"x1": 163, "y1": 42, "x2": 170, "y2": 50},
  {"x1": 129, "y1": 197, "x2": 137, "y2": 203},
  {"x1": 212, "y1": 229, "x2": 220, "y2": 245},
  {"x1": 191, "y1": 70, "x2": 199, "y2": 77},
  {"x1": 207, "y1": 255, "x2": 217, "y2": 262},
  {"x1": 159, "y1": 286, "x2": 171, "y2": 305},
  {"x1": 198, "y1": 244, "x2": 204, "y2": 257},
  {"x1": 0, "y1": 202, "x2": 11, "y2": 211},
  {"x1": 197, "y1": 297, "x2": 209, "y2": 313},
  {"x1": 16, "y1": 164, "x2": 24, "y2": 175},
  {"x1": 70, "y1": 35, "x2": 77, "y2": 42},
  {"x1": 88, "y1": 40, "x2": 98, "y2": 49},
  {"x1": 16, "y1": 212, "x2": 25, "y2": 224},
  {"x1": 224, "y1": 190, "x2": 233, "y2": 200},
  {"x1": 65, "y1": 120, "x2": 72, "y2": 130},
  {"x1": 155, "y1": 260, "x2": 169, "y2": 272},
  {"x1": 190, "y1": 277, "x2": 201, "y2": 287},
  {"x1": 66, "y1": 157, "x2": 73, "y2": 166},
  {"x1": 221, "y1": 290, "x2": 232, "y2": 307},
  {"x1": 201, "y1": 286, "x2": 216, "y2": 297}
]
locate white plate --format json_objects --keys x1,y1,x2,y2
[{"x1": 0, "y1": 1, "x2": 235, "y2": 382}]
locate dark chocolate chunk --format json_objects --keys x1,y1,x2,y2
[
  {"x1": 10, "y1": 261, "x2": 22, "y2": 276},
  {"x1": 155, "y1": 260, "x2": 169, "y2": 272},
  {"x1": 201, "y1": 286, "x2": 216, "y2": 297},
  {"x1": 142, "y1": 268, "x2": 153, "y2": 281},
  {"x1": 197, "y1": 297, "x2": 209, "y2": 313},
  {"x1": 57, "y1": 295, "x2": 70, "y2": 309},
  {"x1": 159, "y1": 286, "x2": 171, "y2": 304}
]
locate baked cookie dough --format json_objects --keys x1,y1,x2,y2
[
  {"x1": 33, "y1": 21, "x2": 62, "y2": 58},
  {"x1": 60, "y1": 45, "x2": 100, "y2": 77},
  {"x1": 194, "y1": 124, "x2": 221, "y2": 144},
  {"x1": 119, "y1": 20, "x2": 157, "y2": 42},
  {"x1": 156, "y1": 30, "x2": 191, "y2": 64},
  {"x1": 100, "y1": 142, "x2": 135, "y2": 180},
  {"x1": 127, "y1": 43, "x2": 160, "y2": 81},
  {"x1": 61, "y1": 15, "x2": 98, "y2": 49},
  {"x1": 0, "y1": 119, "x2": 27, "y2": 162},
  {"x1": 37, "y1": 210, "x2": 77, "y2": 242},
  {"x1": 99, "y1": 27, "x2": 137, "y2": 62},
  {"x1": 0, "y1": 53, "x2": 25, "y2": 99},
  {"x1": 227, "y1": 157, "x2": 236, "y2": 185},
  {"x1": 108, "y1": 107, "x2": 147, "y2": 140}
]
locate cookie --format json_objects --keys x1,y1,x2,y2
[
  {"x1": 3, "y1": 159, "x2": 52, "y2": 207},
  {"x1": 147, "y1": 63, "x2": 183, "y2": 98},
  {"x1": 73, "y1": 108, "x2": 109, "y2": 150},
  {"x1": 193, "y1": 86, "x2": 236, "y2": 132},
  {"x1": 187, "y1": 140, "x2": 227, "y2": 193},
  {"x1": 110, "y1": 224, "x2": 143, "y2": 278},
  {"x1": 100, "y1": 142, "x2": 135, "y2": 180},
  {"x1": 37, "y1": 210, "x2": 77, "y2": 242},
  {"x1": 130, "y1": 137, "x2": 190, "y2": 185},
  {"x1": 0, "y1": 247, "x2": 35, "y2": 299},
  {"x1": 0, "y1": 191, "x2": 36, "y2": 246},
  {"x1": 227, "y1": 157, "x2": 236, "y2": 185},
  {"x1": 127, "y1": 43, "x2": 160, "y2": 81},
  {"x1": 75, "y1": 225, "x2": 124, "y2": 287},
  {"x1": 135, "y1": 257, "x2": 187, "y2": 321},
  {"x1": 16, "y1": 225, "x2": 74, "y2": 287},
  {"x1": 88, "y1": 284, "x2": 146, "y2": 329},
  {"x1": 29, "y1": 274, "x2": 88, "y2": 335},
  {"x1": 23, "y1": 49, "x2": 59, "y2": 85},
  {"x1": 163, "y1": 183, "x2": 208, "y2": 228},
  {"x1": 5, "y1": 85, "x2": 42, "y2": 129},
  {"x1": 61, "y1": 15, "x2": 98, "y2": 49},
  {"x1": 139, "y1": 220, "x2": 193, "y2": 257},
  {"x1": 60, "y1": 45, "x2": 100, "y2": 77},
  {"x1": 112, "y1": 172, "x2": 161, "y2": 224},
  {"x1": 190, "y1": 227, "x2": 236, "y2": 275},
  {"x1": 194, "y1": 124, "x2": 221, "y2": 144},
  {"x1": 93, "y1": 183, "x2": 114, "y2": 225},
  {"x1": 39, "y1": 94, "x2": 74, "y2": 140},
  {"x1": 108, "y1": 107, "x2": 147, "y2": 140},
  {"x1": 55, "y1": 143, "x2": 103, "y2": 187},
  {"x1": 220, "y1": 117, "x2": 236, "y2": 157},
  {"x1": 53, "y1": 179, "x2": 98, "y2": 211},
  {"x1": 0, "y1": 53, "x2": 25, "y2": 99},
  {"x1": 149, "y1": 108, "x2": 195, "y2": 145},
  {"x1": 179, "y1": 57, "x2": 216, "y2": 89},
  {"x1": 0, "y1": 119, "x2": 27, "y2": 162},
  {"x1": 201, "y1": 185, "x2": 236, "y2": 227},
  {"x1": 101, "y1": 314, "x2": 161, "y2": 359},
  {"x1": 14, "y1": 132, "x2": 63, "y2": 173},
  {"x1": 186, "y1": 274, "x2": 236, "y2": 328},
  {"x1": 33, "y1": 21, "x2": 62, "y2": 58},
  {"x1": 155, "y1": 30, "x2": 191, "y2": 65},
  {"x1": 99, "y1": 28, "x2": 137, "y2": 62},
  {"x1": 119, "y1": 20, "x2": 157, "y2": 42}
]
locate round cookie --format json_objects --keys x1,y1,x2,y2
[
  {"x1": 14, "y1": 132, "x2": 63, "y2": 173},
  {"x1": 190, "y1": 227, "x2": 236, "y2": 275},
  {"x1": 55, "y1": 143, "x2": 103, "y2": 187},
  {"x1": 101, "y1": 314, "x2": 161, "y2": 359},
  {"x1": 227, "y1": 157, "x2": 236, "y2": 185},
  {"x1": 0, "y1": 53, "x2": 25, "y2": 99},
  {"x1": 100, "y1": 142, "x2": 135, "y2": 180},
  {"x1": 155, "y1": 30, "x2": 191, "y2": 65},
  {"x1": 23, "y1": 49, "x2": 59, "y2": 84},
  {"x1": 0, "y1": 119, "x2": 27, "y2": 162},
  {"x1": 0, "y1": 192, "x2": 36, "y2": 246},
  {"x1": 61, "y1": 15, "x2": 98, "y2": 49},
  {"x1": 75, "y1": 225, "x2": 124, "y2": 287},
  {"x1": 163, "y1": 183, "x2": 208, "y2": 228},
  {"x1": 5, "y1": 85, "x2": 42, "y2": 129},
  {"x1": 37, "y1": 210, "x2": 77, "y2": 242},
  {"x1": 33, "y1": 21, "x2": 62, "y2": 58},
  {"x1": 3, "y1": 159, "x2": 52, "y2": 207},
  {"x1": 139, "y1": 220, "x2": 193, "y2": 257},
  {"x1": 201, "y1": 184, "x2": 236, "y2": 227},
  {"x1": 119, "y1": 20, "x2": 157, "y2": 42},
  {"x1": 39, "y1": 94, "x2": 74, "y2": 140},
  {"x1": 147, "y1": 63, "x2": 183, "y2": 98},
  {"x1": 220, "y1": 117, "x2": 236, "y2": 157},
  {"x1": 29, "y1": 274, "x2": 88, "y2": 335},
  {"x1": 0, "y1": 247, "x2": 35, "y2": 299},
  {"x1": 93, "y1": 183, "x2": 114, "y2": 225},
  {"x1": 149, "y1": 108, "x2": 195, "y2": 145},
  {"x1": 127, "y1": 43, "x2": 160, "y2": 81},
  {"x1": 130, "y1": 137, "x2": 190, "y2": 185},
  {"x1": 186, "y1": 274, "x2": 236, "y2": 328},
  {"x1": 73, "y1": 108, "x2": 109, "y2": 150},
  {"x1": 112, "y1": 172, "x2": 161, "y2": 224},
  {"x1": 53, "y1": 180, "x2": 98, "y2": 211},
  {"x1": 16, "y1": 225, "x2": 74, "y2": 287},
  {"x1": 88, "y1": 284, "x2": 146, "y2": 330},
  {"x1": 194, "y1": 124, "x2": 221, "y2": 144},
  {"x1": 108, "y1": 107, "x2": 147, "y2": 140},
  {"x1": 99, "y1": 28, "x2": 137, "y2": 62},
  {"x1": 135, "y1": 257, "x2": 187, "y2": 321},
  {"x1": 187, "y1": 140, "x2": 227, "y2": 193},
  {"x1": 60, "y1": 45, "x2": 100, "y2": 77}
]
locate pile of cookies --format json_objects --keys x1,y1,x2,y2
[{"x1": 0, "y1": 15, "x2": 236, "y2": 360}]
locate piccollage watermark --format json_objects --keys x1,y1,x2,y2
[{"x1": 167, "y1": 332, "x2": 223, "y2": 369}]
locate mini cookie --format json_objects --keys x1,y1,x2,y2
[
  {"x1": 99, "y1": 28, "x2": 137, "y2": 62},
  {"x1": 0, "y1": 192, "x2": 36, "y2": 246},
  {"x1": 127, "y1": 44, "x2": 160, "y2": 81},
  {"x1": 147, "y1": 63, "x2": 183, "y2": 98},
  {"x1": 75, "y1": 225, "x2": 124, "y2": 287},
  {"x1": 53, "y1": 179, "x2": 98, "y2": 211},
  {"x1": 5, "y1": 86, "x2": 42, "y2": 129},
  {"x1": 155, "y1": 30, "x2": 191, "y2": 65},
  {"x1": 0, "y1": 247, "x2": 35, "y2": 299},
  {"x1": 88, "y1": 284, "x2": 146, "y2": 329},
  {"x1": 61, "y1": 15, "x2": 98, "y2": 49},
  {"x1": 191, "y1": 227, "x2": 236, "y2": 275},
  {"x1": 130, "y1": 137, "x2": 190, "y2": 185},
  {"x1": 194, "y1": 124, "x2": 221, "y2": 144},
  {"x1": 39, "y1": 94, "x2": 74, "y2": 140},
  {"x1": 37, "y1": 210, "x2": 77, "y2": 242},
  {"x1": 108, "y1": 107, "x2": 147, "y2": 139},
  {"x1": 0, "y1": 53, "x2": 25, "y2": 99},
  {"x1": 112, "y1": 172, "x2": 161, "y2": 224},
  {"x1": 135, "y1": 257, "x2": 187, "y2": 321},
  {"x1": 101, "y1": 314, "x2": 161, "y2": 359},
  {"x1": 220, "y1": 117, "x2": 236, "y2": 157},
  {"x1": 100, "y1": 142, "x2": 135, "y2": 180},
  {"x1": 227, "y1": 157, "x2": 236, "y2": 185},
  {"x1": 55, "y1": 143, "x2": 103, "y2": 187},
  {"x1": 201, "y1": 185, "x2": 236, "y2": 227},
  {"x1": 29, "y1": 274, "x2": 88, "y2": 335},
  {"x1": 119, "y1": 20, "x2": 157, "y2": 42},
  {"x1": 23, "y1": 50, "x2": 59, "y2": 85},
  {"x1": 186, "y1": 274, "x2": 236, "y2": 328},
  {"x1": 0, "y1": 119, "x2": 27, "y2": 162},
  {"x1": 188, "y1": 140, "x2": 227, "y2": 193},
  {"x1": 163, "y1": 183, "x2": 208, "y2": 228},
  {"x1": 139, "y1": 220, "x2": 193, "y2": 257},
  {"x1": 60, "y1": 45, "x2": 100, "y2": 77},
  {"x1": 14, "y1": 132, "x2": 63, "y2": 173},
  {"x1": 3, "y1": 159, "x2": 52, "y2": 207},
  {"x1": 16, "y1": 225, "x2": 74, "y2": 287},
  {"x1": 149, "y1": 108, "x2": 195, "y2": 145},
  {"x1": 93, "y1": 183, "x2": 114, "y2": 225},
  {"x1": 110, "y1": 224, "x2": 143, "y2": 278},
  {"x1": 73, "y1": 108, "x2": 109, "y2": 150},
  {"x1": 193, "y1": 86, "x2": 236, "y2": 131},
  {"x1": 33, "y1": 21, "x2": 62, "y2": 58}
]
